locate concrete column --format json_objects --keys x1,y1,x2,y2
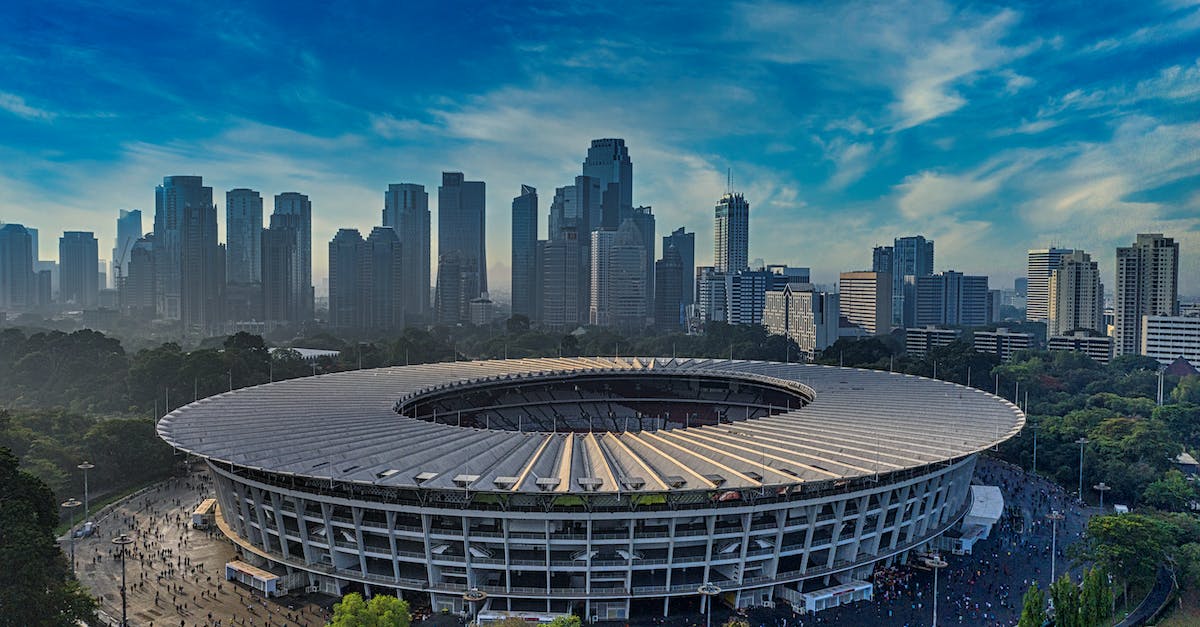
[
  {"x1": 269, "y1": 492, "x2": 292, "y2": 560},
  {"x1": 386, "y1": 510, "x2": 400, "y2": 581},
  {"x1": 352, "y1": 506, "x2": 368, "y2": 575}
]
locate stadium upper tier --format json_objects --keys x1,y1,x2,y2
[{"x1": 157, "y1": 357, "x2": 1024, "y2": 494}]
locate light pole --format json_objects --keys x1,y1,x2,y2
[
  {"x1": 463, "y1": 588, "x2": 487, "y2": 626},
  {"x1": 61, "y1": 498, "x2": 81, "y2": 576},
  {"x1": 698, "y1": 582, "x2": 722, "y2": 627},
  {"x1": 1075, "y1": 437, "x2": 1089, "y2": 502},
  {"x1": 1031, "y1": 419, "x2": 1039, "y2": 475},
  {"x1": 1047, "y1": 510, "x2": 1064, "y2": 584},
  {"x1": 112, "y1": 533, "x2": 134, "y2": 626},
  {"x1": 925, "y1": 553, "x2": 948, "y2": 626},
  {"x1": 77, "y1": 461, "x2": 95, "y2": 522},
  {"x1": 1094, "y1": 482, "x2": 1111, "y2": 511}
]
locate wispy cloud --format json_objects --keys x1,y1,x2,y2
[{"x1": 0, "y1": 91, "x2": 55, "y2": 120}]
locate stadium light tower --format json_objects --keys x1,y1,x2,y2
[
  {"x1": 77, "y1": 461, "x2": 95, "y2": 522},
  {"x1": 1047, "y1": 510, "x2": 1065, "y2": 583},
  {"x1": 61, "y1": 498, "x2": 81, "y2": 576},
  {"x1": 925, "y1": 553, "x2": 948, "y2": 626},
  {"x1": 112, "y1": 533, "x2": 134, "y2": 626},
  {"x1": 698, "y1": 582, "x2": 722, "y2": 627}
]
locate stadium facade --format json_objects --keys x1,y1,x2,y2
[{"x1": 157, "y1": 357, "x2": 1023, "y2": 619}]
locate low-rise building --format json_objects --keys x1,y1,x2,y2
[
  {"x1": 973, "y1": 328, "x2": 1033, "y2": 362},
  {"x1": 1140, "y1": 315, "x2": 1200, "y2": 366},
  {"x1": 905, "y1": 326, "x2": 961, "y2": 359},
  {"x1": 1048, "y1": 331, "x2": 1113, "y2": 364}
]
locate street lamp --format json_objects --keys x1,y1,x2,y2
[
  {"x1": 698, "y1": 582, "x2": 722, "y2": 627},
  {"x1": 1075, "y1": 437, "x2": 1089, "y2": 502},
  {"x1": 925, "y1": 553, "x2": 948, "y2": 627},
  {"x1": 1047, "y1": 510, "x2": 1065, "y2": 584},
  {"x1": 1093, "y1": 482, "x2": 1111, "y2": 511},
  {"x1": 61, "y1": 498, "x2": 81, "y2": 576},
  {"x1": 77, "y1": 461, "x2": 95, "y2": 523},
  {"x1": 463, "y1": 588, "x2": 487, "y2": 626},
  {"x1": 112, "y1": 533, "x2": 134, "y2": 627}
]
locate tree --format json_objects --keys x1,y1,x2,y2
[
  {"x1": 1075, "y1": 514, "x2": 1173, "y2": 602},
  {"x1": 548, "y1": 616, "x2": 582, "y2": 627},
  {"x1": 1141, "y1": 470, "x2": 1196, "y2": 511},
  {"x1": 1078, "y1": 567, "x2": 1112, "y2": 626},
  {"x1": 1049, "y1": 574, "x2": 1080, "y2": 627},
  {"x1": 1017, "y1": 581, "x2": 1046, "y2": 627},
  {"x1": 329, "y1": 592, "x2": 411, "y2": 627},
  {"x1": 0, "y1": 447, "x2": 98, "y2": 626},
  {"x1": 1152, "y1": 403, "x2": 1200, "y2": 450},
  {"x1": 1172, "y1": 376, "x2": 1200, "y2": 404}
]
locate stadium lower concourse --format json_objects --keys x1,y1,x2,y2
[{"x1": 157, "y1": 357, "x2": 1023, "y2": 620}]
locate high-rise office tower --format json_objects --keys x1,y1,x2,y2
[
  {"x1": 1048, "y1": 250, "x2": 1104, "y2": 336},
  {"x1": 1026, "y1": 247, "x2": 1074, "y2": 322},
  {"x1": 225, "y1": 189, "x2": 263, "y2": 285},
  {"x1": 0, "y1": 223, "x2": 35, "y2": 311},
  {"x1": 589, "y1": 221, "x2": 647, "y2": 328},
  {"x1": 124, "y1": 236, "x2": 156, "y2": 318},
  {"x1": 763, "y1": 285, "x2": 840, "y2": 360},
  {"x1": 511, "y1": 185, "x2": 539, "y2": 320},
  {"x1": 891, "y1": 235, "x2": 934, "y2": 327},
  {"x1": 155, "y1": 175, "x2": 213, "y2": 320},
  {"x1": 548, "y1": 176, "x2": 601, "y2": 240},
  {"x1": 113, "y1": 209, "x2": 142, "y2": 287},
  {"x1": 435, "y1": 251, "x2": 475, "y2": 325},
  {"x1": 839, "y1": 271, "x2": 893, "y2": 335},
  {"x1": 383, "y1": 183, "x2": 430, "y2": 320},
  {"x1": 437, "y1": 172, "x2": 487, "y2": 297},
  {"x1": 663, "y1": 227, "x2": 695, "y2": 307},
  {"x1": 273, "y1": 192, "x2": 313, "y2": 320},
  {"x1": 714, "y1": 192, "x2": 749, "y2": 273},
  {"x1": 59, "y1": 231, "x2": 99, "y2": 308},
  {"x1": 364, "y1": 226, "x2": 404, "y2": 330},
  {"x1": 1114, "y1": 233, "x2": 1179, "y2": 356},
  {"x1": 179, "y1": 196, "x2": 223, "y2": 334},
  {"x1": 871, "y1": 245, "x2": 894, "y2": 274},
  {"x1": 914, "y1": 271, "x2": 989, "y2": 327},
  {"x1": 328, "y1": 229, "x2": 365, "y2": 328},
  {"x1": 583, "y1": 138, "x2": 633, "y2": 228},
  {"x1": 654, "y1": 243, "x2": 685, "y2": 330},
  {"x1": 631, "y1": 206, "x2": 656, "y2": 314},
  {"x1": 262, "y1": 213, "x2": 306, "y2": 327},
  {"x1": 540, "y1": 228, "x2": 584, "y2": 330}
]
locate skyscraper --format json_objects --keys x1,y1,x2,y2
[
  {"x1": 631, "y1": 206, "x2": 656, "y2": 314},
  {"x1": 383, "y1": 183, "x2": 430, "y2": 320},
  {"x1": 654, "y1": 243, "x2": 685, "y2": 330},
  {"x1": 364, "y1": 226, "x2": 404, "y2": 330},
  {"x1": 582, "y1": 138, "x2": 633, "y2": 227},
  {"x1": 434, "y1": 251, "x2": 472, "y2": 325},
  {"x1": 891, "y1": 235, "x2": 934, "y2": 327},
  {"x1": 871, "y1": 245, "x2": 894, "y2": 274},
  {"x1": 59, "y1": 231, "x2": 100, "y2": 308},
  {"x1": 714, "y1": 192, "x2": 749, "y2": 273},
  {"x1": 1114, "y1": 234, "x2": 1179, "y2": 356},
  {"x1": 179, "y1": 196, "x2": 223, "y2": 334},
  {"x1": 225, "y1": 189, "x2": 263, "y2": 285},
  {"x1": 540, "y1": 228, "x2": 584, "y2": 330},
  {"x1": 662, "y1": 227, "x2": 695, "y2": 307},
  {"x1": 328, "y1": 229, "x2": 365, "y2": 329},
  {"x1": 1026, "y1": 247, "x2": 1074, "y2": 322},
  {"x1": 155, "y1": 175, "x2": 213, "y2": 320},
  {"x1": 548, "y1": 176, "x2": 601, "y2": 240},
  {"x1": 839, "y1": 271, "x2": 892, "y2": 335},
  {"x1": 262, "y1": 213, "x2": 305, "y2": 327},
  {"x1": 1047, "y1": 250, "x2": 1103, "y2": 336},
  {"x1": 273, "y1": 192, "x2": 314, "y2": 320},
  {"x1": 113, "y1": 209, "x2": 142, "y2": 286},
  {"x1": 124, "y1": 236, "x2": 156, "y2": 318},
  {"x1": 438, "y1": 171, "x2": 487, "y2": 292},
  {"x1": 511, "y1": 185, "x2": 538, "y2": 320},
  {"x1": 914, "y1": 271, "x2": 989, "y2": 327},
  {"x1": 0, "y1": 223, "x2": 35, "y2": 311}
]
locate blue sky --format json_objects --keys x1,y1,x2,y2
[{"x1": 2, "y1": 0, "x2": 1199, "y2": 296}]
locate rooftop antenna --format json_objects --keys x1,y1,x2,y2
[{"x1": 726, "y1": 168, "x2": 732, "y2": 194}]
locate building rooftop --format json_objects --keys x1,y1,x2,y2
[{"x1": 158, "y1": 358, "x2": 1024, "y2": 495}]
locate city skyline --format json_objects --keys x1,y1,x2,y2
[{"x1": 1, "y1": 2, "x2": 1199, "y2": 295}]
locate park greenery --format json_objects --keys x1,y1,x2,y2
[
  {"x1": 0, "y1": 448, "x2": 97, "y2": 626},
  {"x1": 329, "y1": 592, "x2": 411, "y2": 627}
]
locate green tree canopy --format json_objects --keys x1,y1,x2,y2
[
  {"x1": 1017, "y1": 581, "x2": 1046, "y2": 627},
  {"x1": 329, "y1": 592, "x2": 411, "y2": 627},
  {"x1": 1141, "y1": 470, "x2": 1197, "y2": 511}
]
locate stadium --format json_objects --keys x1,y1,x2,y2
[{"x1": 157, "y1": 357, "x2": 1023, "y2": 620}]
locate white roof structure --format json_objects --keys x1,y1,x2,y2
[{"x1": 157, "y1": 357, "x2": 1024, "y2": 494}]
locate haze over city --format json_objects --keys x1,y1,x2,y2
[{"x1": 2, "y1": 0, "x2": 1199, "y2": 294}]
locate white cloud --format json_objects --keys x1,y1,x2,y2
[{"x1": 0, "y1": 91, "x2": 56, "y2": 121}]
